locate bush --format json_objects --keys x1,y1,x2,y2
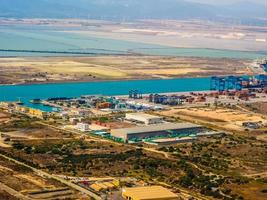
[
  {"x1": 179, "y1": 176, "x2": 193, "y2": 187},
  {"x1": 12, "y1": 142, "x2": 25, "y2": 150}
]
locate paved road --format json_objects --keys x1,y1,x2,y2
[{"x1": 0, "y1": 153, "x2": 102, "y2": 200}]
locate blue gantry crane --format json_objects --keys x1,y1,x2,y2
[
  {"x1": 129, "y1": 90, "x2": 143, "y2": 99},
  {"x1": 210, "y1": 75, "x2": 267, "y2": 91}
]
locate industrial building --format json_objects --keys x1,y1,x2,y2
[
  {"x1": 122, "y1": 186, "x2": 178, "y2": 200},
  {"x1": 111, "y1": 122, "x2": 203, "y2": 142},
  {"x1": 76, "y1": 123, "x2": 89, "y2": 132},
  {"x1": 90, "y1": 180, "x2": 118, "y2": 192},
  {"x1": 125, "y1": 113, "x2": 163, "y2": 125},
  {"x1": 21, "y1": 107, "x2": 48, "y2": 119}
]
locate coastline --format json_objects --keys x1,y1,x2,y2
[
  {"x1": 0, "y1": 76, "x2": 202, "y2": 87},
  {"x1": 0, "y1": 55, "x2": 254, "y2": 87},
  {"x1": 1, "y1": 73, "x2": 249, "y2": 87},
  {"x1": 66, "y1": 30, "x2": 267, "y2": 53}
]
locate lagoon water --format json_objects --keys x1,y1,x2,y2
[
  {"x1": 0, "y1": 77, "x2": 211, "y2": 111},
  {"x1": 0, "y1": 26, "x2": 265, "y2": 111},
  {"x1": 0, "y1": 26, "x2": 266, "y2": 58}
]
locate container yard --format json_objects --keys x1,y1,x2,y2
[
  {"x1": 141, "y1": 88, "x2": 267, "y2": 107},
  {"x1": 210, "y1": 74, "x2": 267, "y2": 91}
]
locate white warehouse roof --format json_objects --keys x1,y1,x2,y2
[
  {"x1": 126, "y1": 113, "x2": 163, "y2": 120},
  {"x1": 112, "y1": 122, "x2": 202, "y2": 135}
]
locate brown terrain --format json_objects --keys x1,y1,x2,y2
[
  {"x1": 0, "y1": 19, "x2": 263, "y2": 85},
  {"x1": 0, "y1": 156, "x2": 85, "y2": 200},
  {"x1": 0, "y1": 109, "x2": 266, "y2": 200},
  {"x1": 0, "y1": 56, "x2": 251, "y2": 85},
  {"x1": 158, "y1": 106, "x2": 267, "y2": 133}
]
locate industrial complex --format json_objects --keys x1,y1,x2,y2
[
  {"x1": 125, "y1": 113, "x2": 164, "y2": 125},
  {"x1": 1, "y1": 61, "x2": 267, "y2": 200},
  {"x1": 1, "y1": 2, "x2": 267, "y2": 199},
  {"x1": 211, "y1": 75, "x2": 267, "y2": 91},
  {"x1": 110, "y1": 122, "x2": 203, "y2": 143}
]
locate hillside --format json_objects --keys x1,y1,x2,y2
[{"x1": 0, "y1": 0, "x2": 267, "y2": 23}]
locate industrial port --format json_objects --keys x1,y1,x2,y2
[
  {"x1": 0, "y1": 14, "x2": 267, "y2": 200},
  {"x1": 1, "y1": 67, "x2": 267, "y2": 199},
  {"x1": 0, "y1": 8, "x2": 267, "y2": 199}
]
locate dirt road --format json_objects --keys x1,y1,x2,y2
[
  {"x1": 0, "y1": 181, "x2": 32, "y2": 200},
  {"x1": 0, "y1": 153, "x2": 102, "y2": 200}
]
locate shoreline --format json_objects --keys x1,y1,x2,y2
[
  {"x1": 0, "y1": 76, "x2": 254, "y2": 87},
  {"x1": 66, "y1": 30, "x2": 267, "y2": 54},
  {"x1": 0, "y1": 54, "x2": 257, "y2": 87},
  {"x1": 0, "y1": 71, "x2": 257, "y2": 87},
  {"x1": 0, "y1": 75, "x2": 208, "y2": 87},
  {"x1": 0, "y1": 48, "x2": 266, "y2": 59}
]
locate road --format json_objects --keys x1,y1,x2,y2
[
  {"x1": 244, "y1": 171, "x2": 267, "y2": 178},
  {"x1": 36, "y1": 121, "x2": 217, "y2": 200},
  {"x1": 142, "y1": 147, "x2": 170, "y2": 159},
  {"x1": 0, "y1": 153, "x2": 102, "y2": 200}
]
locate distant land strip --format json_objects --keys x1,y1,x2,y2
[{"x1": 0, "y1": 49, "x2": 131, "y2": 56}]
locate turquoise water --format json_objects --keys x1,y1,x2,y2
[
  {"x1": 134, "y1": 48, "x2": 267, "y2": 59},
  {"x1": 0, "y1": 78, "x2": 211, "y2": 111},
  {"x1": 0, "y1": 26, "x2": 266, "y2": 58},
  {"x1": 0, "y1": 28, "x2": 131, "y2": 55},
  {"x1": 0, "y1": 26, "x2": 266, "y2": 112}
]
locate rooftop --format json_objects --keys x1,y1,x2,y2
[
  {"x1": 112, "y1": 122, "x2": 202, "y2": 135},
  {"x1": 122, "y1": 186, "x2": 178, "y2": 200},
  {"x1": 126, "y1": 113, "x2": 163, "y2": 120}
]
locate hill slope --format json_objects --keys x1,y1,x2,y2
[{"x1": 0, "y1": 0, "x2": 266, "y2": 22}]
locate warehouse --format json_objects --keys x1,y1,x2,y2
[
  {"x1": 122, "y1": 186, "x2": 178, "y2": 200},
  {"x1": 111, "y1": 122, "x2": 203, "y2": 142},
  {"x1": 125, "y1": 113, "x2": 163, "y2": 125},
  {"x1": 76, "y1": 123, "x2": 89, "y2": 132}
]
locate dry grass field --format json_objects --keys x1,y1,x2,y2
[
  {"x1": 0, "y1": 156, "x2": 83, "y2": 200},
  {"x1": 0, "y1": 190, "x2": 19, "y2": 200},
  {"x1": 0, "y1": 56, "x2": 251, "y2": 84},
  {"x1": 158, "y1": 107, "x2": 267, "y2": 132},
  {"x1": 227, "y1": 181, "x2": 267, "y2": 200},
  {"x1": 165, "y1": 135, "x2": 267, "y2": 200},
  {"x1": 0, "y1": 113, "x2": 74, "y2": 139},
  {"x1": 0, "y1": 111, "x2": 12, "y2": 123}
]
